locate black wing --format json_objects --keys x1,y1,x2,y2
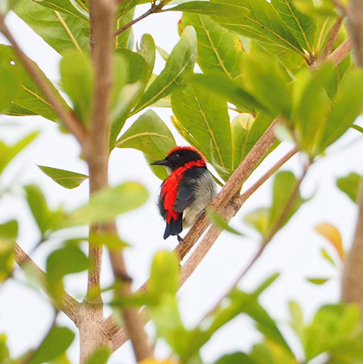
[{"x1": 173, "y1": 167, "x2": 205, "y2": 213}]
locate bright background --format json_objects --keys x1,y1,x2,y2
[{"x1": 0, "y1": 5, "x2": 362, "y2": 363}]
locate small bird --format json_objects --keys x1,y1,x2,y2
[{"x1": 151, "y1": 146, "x2": 216, "y2": 241}]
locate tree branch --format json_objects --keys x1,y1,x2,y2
[
  {"x1": 320, "y1": 17, "x2": 344, "y2": 60},
  {"x1": 342, "y1": 176, "x2": 363, "y2": 311},
  {"x1": 0, "y1": 14, "x2": 87, "y2": 146},
  {"x1": 347, "y1": 0, "x2": 363, "y2": 66},
  {"x1": 326, "y1": 37, "x2": 353, "y2": 65},
  {"x1": 13, "y1": 243, "x2": 80, "y2": 323},
  {"x1": 83, "y1": 0, "x2": 153, "y2": 361}
]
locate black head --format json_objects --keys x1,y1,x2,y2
[{"x1": 150, "y1": 146, "x2": 206, "y2": 172}]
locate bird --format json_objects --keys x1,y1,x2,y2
[{"x1": 151, "y1": 146, "x2": 216, "y2": 241}]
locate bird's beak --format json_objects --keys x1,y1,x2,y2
[{"x1": 150, "y1": 158, "x2": 168, "y2": 166}]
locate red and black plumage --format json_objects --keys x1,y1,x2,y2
[{"x1": 151, "y1": 146, "x2": 216, "y2": 240}]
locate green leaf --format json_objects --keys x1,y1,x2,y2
[
  {"x1": 132, "y1": 26, "x2": 197, "y2": 114},
  {"x1": 84, "y1": 347, "x2": 110, "y2": 364},
  {"x1": 291, "y1": 63, "x2": 334, "y2": 157},
  {"x1": 336, "y1": 172, "x2": 361, "y2": 203},
  {"x1": 306, "y1": 277, "x2": 330, "y2": 285},
  {"x1": 271, "y1": 0, "x2": 316, "y2": 54},
  {"x1": 116, "y1": 110, "x2": 176, "y2": 180},
  {"x1": 60, "y1": 50, "x2": 93, "y2": 124},
  {"x1": 115, "y1": 8, "x2": 135, "y2": 49},
  {"x1": 14, "y1": 0, "x2": 89, "y2": 55},
  {"x1": 0, "y1": 64, "x2": 21, "y2": 113},
  {"x1": 137, "y1": 33, "x2": 156, "y2": 80},
  {"x1": 61, "y1": 182, "x2": 148, "y2": 228},
  {"x1": 242, "y1": 51, "x2": 292, "y2": 118},
  {"x1": 351, "y1": 124, "x2": 363, "y2": 135},
  {"x1": 206, "y1": 209, "x2": 243, "y2": 236},
  {"x1": 89, "y1": 233, "x2": 129, "y2": 251},
  {"x1": 0, "y1": 45, "x2": 68, "y2": 121},
  {"x1": 0, "y1": 0, "x2": 21, "y2": 13},
  {"x1": 181, "y1": 13, "x2": 244, "y2": 83},
  {"x1": 214, "y1": 352, "x2": 255, "y2": 364},
  {"x1": 38, "y1": 165, "x2": 88, "y2": 189},
  {"x1": 109, "y1": 49, "x2": 149, "y2": 149},
  {"x1": 321, "y1": 247, "x2": 336, "y2": 267},
  {"x1": 0, "y1": 131, "x2": 39, "y2": 175},
  {"x1": 211, "y1": 0, "x2": 305, "y2": 57},
  {"x1": 245, "y1": 171, "x2": 307, "y2": 238},
  {"x1": 191, "y1": 73, "x2": 261, "y2": 114},
  {"x1": 0, "y1": 221, "x2": 18, "y2": 282},
  {"x1": 46, "y1": 246, "x2": 89, "y2": 303},
  {"x1": 29, "y1": 326, "x2": 75, "y2": 364},
  {"x1": 289, "y1": 301, "x2": 304, "y2": 342},
  {"x1": 231, "y1": 111, "x2": 275, "y2": 169},
  {"x1": 0, "y1": 334, "x2": 10, "y2": 363},
  {"x1": 250, "y1": 339, "x2": 296, "y2": 364},
  {"x1": 24, "y1": 184, "x2": 66, "y2": 234},
  {"x1": 170, "y1": 2, "x2": 249, "y2": 17},
  {"x1": 171, "y1": 82, "x2": 232, "y2": 180},
  {"x1": 319, "y1": 68, "x2": 363, "y2": 153},
  {"x1": 31, "y1": 0, "x2": 89, "y2": 21},
  {"x1": 149, "y1": 251, "x2": 179, "y2": 297}
]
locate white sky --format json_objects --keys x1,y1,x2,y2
[{"x1": 0, "y1": 5, "x2": 363, "y2": 364}]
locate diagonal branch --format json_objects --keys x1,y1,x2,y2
[
  {"x1": 14, "y1": 243, "x2": 80, "y2": 323},
  {"x1": 347, "y1": 0, "x2": 363, "y2": 66},
  {"x1": 0, "y1": 14, "x2": 87, "y2": 146}
]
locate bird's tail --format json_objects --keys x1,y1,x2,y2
[{"x1": 163, "y1": 215, "x2": 183, "y2": 239}]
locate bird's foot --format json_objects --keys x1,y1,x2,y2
[{"x1": 177, "y1": 235, "x2": 185, "y2": 243}]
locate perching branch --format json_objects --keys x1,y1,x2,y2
[
  {"x1": 14, "y1": 243, "x2": 80, "y2": 323},
  {"x1": 326, "y1": 37, "x2": 353, "y2": 65},
  {"x1": 0, "y1": 14, "x2": 87, "y2": 146}
]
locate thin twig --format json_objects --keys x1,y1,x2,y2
[
  {"x1": 114, "y1": 4, "x2": 163, "y2": 36},
  {"x1": 326, "y1": 37, "x2": 353, "y2": 65},
  {"x1": 320, "y1": 17, "x2": 344, "y2": 60},
  {"x1": 0, "y1": 14, "x2": 87, "y2": 146},
  {"x1": 201, "y1": 160, "x2": 310, "y2": 321},
  {"x1": 13, "y1": 243, "x2": 80, "y2": 323}
]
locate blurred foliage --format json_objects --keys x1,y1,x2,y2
[{"x1": 1, "y1": 0, "x2": 363, "y2": 363}]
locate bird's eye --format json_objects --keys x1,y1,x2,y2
[{"x1": 172, "y1": 153, "x2": 179, "y2": 159}]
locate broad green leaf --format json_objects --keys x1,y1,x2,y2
[
  {"x1": 115, "y1": 8, "x2": 135, "y2": 49},
  {"x1": 61, "y1": 182, "x2": 148, "y2": 227},
  {"x1": 211, "y1": 0, "x2": 305, "y2": 58},
  {"x1": 171, "y1": 83, "x2": 232, "y2": 180},
  {"x1": 156, "y1": 46, "x2": 169, "y2": 61},
  {"x1": 0, "y1": 131, "x2": 39, "y2": 175},
  {"x1": 14, "y1": 0, "x2": 89, "y2": 54},
  {"x1": 191, "y1": 73, "x2": 261, "y2": 114},
  {"x1": 132, "y1": 26, "x2": 197, "y2": 115},
  {"x1": 181, "y1": 14, "x2": 244, "y2": 83},
  {"x1": 271, "y1": 0, "x2": 316, "y2": 54},
  {"x1": 85, "y1": 347, "x2": 110, "y2": 364},
  {"x1": 0, "y1": 45, "x2": 68, "y2": 121},
  {"x1": 336, "y1": 172, "x2": 361, "y2": 203},
  {"x1": 116, "y1": 110, "x2": 176, "y2": 180},
  {"x1": 0, "y1": 65, "x2": 20, "y2": 113},
  {"x1": 109, "y1": 49, "x2": 149, "y2": 148},
  {"x1": 116, "y1": 0, "x2": 144, "y2": 18},
  {"x1": 0, "y1": 221, "x2": 18, "y2": 282},
  {"x1": 0, "y1": 0, "x2": 20, "y2": 13},
  {"x1": 232, "y1": 111, "x2": 275, "y2": 169},
  {"x1": 289, "y1": 301, "x2": 304, "y2": 342},
  {"x1": 306, "y1": 277, "x2": 330, "y2": 285},
  {"x1": 291, "y1": 63, "x2": 334, "y2": 157},
  {"x1": 38, "y1": 165, "x2": 88, "y2": 189},
  {"x1": 206, "y1": 209, "x2": 243, "y2": 236},
  {"x1": 110, "y1": 54, "x2": 128, "y2": 121},
  {"x1": 214, "y1": 352, "x2": 255, "y2": 364},
  {"x1": 24, "y1": 184, "x2": 66, "y2": 234},
  {"x1": 242, "y1": 51, "x2": 292, "y2": 118},
  {"x1": 245, "y1": 171, "x2": 307, "y2": 238},
  {"x1": 137, "y1": 33, "x2": 156, "y2": 80},
  {"x1": 31, "y1": 0, "x2": 89, "y2": 21},
  {"x1": 319, "y1": 68, "x2": 363, "y2": 153},
  {"x1": 46, "y1": 246, "x2": 89, "y2": 303},
  {"x1": 29, "y1": 326, "x2": 75, "y2": 364},
  {"x1": 60, "y1": 50, "x2": 93, "y2": 124},
  {"x1": 89, "y1": 233, "x2": 129, "y2": 251},
  {"x1": 250, "y1": 339, "x2": 296, "y2": 364},
  {"x1": 170, "y1": 2, "x2": 249, "y2": 17},
  {"x1": 149, "y1": 251, "x2": 179, "y2": 297}
]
